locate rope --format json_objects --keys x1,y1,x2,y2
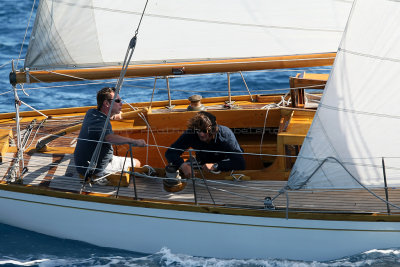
[
  {"x1": 23, "y1": 119, "x2": 46, "y2": 150},
  {"x1": 259, "y1": 102, "x2": 281, "y2": 159},
  {"x1": 258, "y1": 92, "x2": 290, "y2": 161}
]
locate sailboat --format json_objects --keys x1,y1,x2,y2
[{"x1": 1, "y1": 0, "x2": 399, "y2": 261}]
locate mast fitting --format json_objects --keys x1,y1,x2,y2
[{"x1": 9, "y1": 71, "x2": 17, "y2": 86}]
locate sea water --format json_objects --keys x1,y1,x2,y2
[
  {"x1": 1, "y1": 0, "x2": 400, "y2": 266},
  {"x1": 1, "y1": 224, "x2": 400, "y2": 267}
]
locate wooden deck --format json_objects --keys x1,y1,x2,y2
[
  {"x1": 1, "y1": 97, "x2": 399, "y2": 216},
  {"x1": 1, "y1": 149, "x2": 399, "y2": 215}
]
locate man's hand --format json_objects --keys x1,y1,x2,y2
[
  {"x1": 111, "y1": 112, "x2": 122, "y2": 120},
  {"x1": 180, "y1": 163, "x2": 192, "y2": 177},
  {"x1": 203, "y1": 163, "x2": 216, "y2": 172},
  {"x1": 133, "y1": 139, "x2": 146, "y2": 147}
]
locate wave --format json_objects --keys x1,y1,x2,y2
[{"x1": 2, "y1": 247, "x2": 400, "y2": 267}]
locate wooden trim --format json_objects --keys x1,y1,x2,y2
[
  {"x1": 0, "y1": 129, "x2": 12, "y2": 163},
  {"x1": 147, "y1": 108, "x2": 282, "y2": 130},
  {"x1": 1, "y1": 183, "x2": 399, "y2": 222},
  {"x1": 8, "y1": 146, "x2": 75, "y2": 154},
  {"x1": 34, "y1": 107, "x2": 148, "y2": 151},
  {"x1": 15, "y1": 53, "x2": 336, "y2": 84},
  {"x1": 289, "y1": 75, "x2": 328, "y2": 90}
]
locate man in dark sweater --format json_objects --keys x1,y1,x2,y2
[{"x1": 165, "y1": 111, "x2": 245, "y2": 177}]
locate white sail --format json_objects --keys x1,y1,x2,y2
[
  {"x1": 25, "y1": 0, "x2": 353, "y2": 70},
  {"x1": 288, "y1": 0, "x2": 400, "y2": 189}
]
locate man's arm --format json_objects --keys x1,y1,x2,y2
[
  {"x1": 215, "y1": 127, "x2": 246, "y2": 171},
  {"x1": 165, "y1": 130, "x2": 193, "y2": 168},
  {"x1": 105, "y1": 134, "x2": 146, "y2": 147},
  {"x1": 203, "y1": 152, "x2": 245, "y2": 172},
  {"x1": 218, "y1": 150, "x2": 246, "y2": 171}
]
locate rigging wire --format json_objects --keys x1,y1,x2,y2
[
  {"x1": 17, "y1": 78, "x2": 326, "y2": 94},
  {"x1": 0, "y1": 60, "x2": 12, "y2": 69},
  {"x1": 7, "y1": 2, "x2": 400, "y2": 212},
  {"x1": 191, "y1": 157, "x2": 216, "y2": 205},
  {"x1": 195, "y1": 183, "x2": 264, "y2": 203},
  {"x1": 82, "y1": 0, "x2": 150, "y2": 190},
  {"x1": 10, "y1": 122, "x2": 400, "y2": 165},
  {"x1": 0, "y1": 90, "x2": 13, "y2": 96},
  {"x1": 277, "y1": 157, "x2": 400, "y2": 212},
  {"x1": 8, "y1": 121, "x2": 400, "y2": 164},
  {"x1": 16, "y1": 0, "x2": 37, "y2": 69},
  {"x1": 23, "y1": 119, "x2": 46, "y2": 150},
  {"x1": 11, "y1": 152, "x2": 400, "y2": 188},
  {"x1": 5, "y1": 146, "x2": 400, "y2": 214},
  {"x1": 122, "y1": 100, "x2": 166, "y2": 166}
]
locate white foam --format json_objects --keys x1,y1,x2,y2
[{"x1": 0, "y1": 258, "x2": 49, "y2": 266}]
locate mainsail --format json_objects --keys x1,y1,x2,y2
[
  {"x1": 288, "y1": 0, "x2": 400, "y2": 189},
  {"x1": 25, "y1": 0, "x2": 353, "y2": 71}
]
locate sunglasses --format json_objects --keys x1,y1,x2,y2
[
  {"x1": 194, "y1": 128, "x2": 208, "y2": 134},
  {"x1": 107, "y1": 98, "x2": 122, "y2": 103}
]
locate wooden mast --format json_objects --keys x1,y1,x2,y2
[{"x1": 13, "y1": 53, "x2": 335, "y2": 84}]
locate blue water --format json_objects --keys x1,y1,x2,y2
[{"x1": 1, "y1": 0, "x2": 400, "y2": 266}]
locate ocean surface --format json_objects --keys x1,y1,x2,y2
[{"x1": 1, "y1": 1, "x2": 400, "y2": 266}]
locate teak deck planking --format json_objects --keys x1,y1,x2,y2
[{"x1": 0, "y1": 94, "x2": 398, "y2": 217}]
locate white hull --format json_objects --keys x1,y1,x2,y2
[{"x1": 0, "y1": 189, "x2": 399, "y2": 261}]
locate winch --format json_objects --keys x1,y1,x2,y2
[{"x1": 163, "y1": 164, "x2": 186, "y2": 192}]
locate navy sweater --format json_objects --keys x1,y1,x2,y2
[
  {"x1": 165, "y1": 125, "x2": 245, "y2": 171},
  {"x1": 74, "y1": 109, "x2": 113, "y2": 175}
]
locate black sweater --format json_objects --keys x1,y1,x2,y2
[{"x1": 165, "y1": 125, "x2": 246, "y2": 171}]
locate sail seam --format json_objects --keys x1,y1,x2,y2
[
  {"x1": 319, "y1": 103, "x2": 400, "y2": 120},
  {"x1": 340, "y1": 48, "x2": 400, "y2": 63},
  {"x1": 50, "y1": 0, "x2": 344, "y2": 33}
]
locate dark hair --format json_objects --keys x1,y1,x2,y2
[
  {"x1": 97, "y1": 87, "x2": 115, "y2": 110},
  {"x1": 188, "y1": 111, "x2": 218, "y2": 135}
]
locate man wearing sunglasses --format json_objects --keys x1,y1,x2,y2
[
  {"x1": 74, "y1": 87, "x2": 146, "y2": 183},
  {"x1": 165, "y1": 111, "x2": 245, "y2": 178}
]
